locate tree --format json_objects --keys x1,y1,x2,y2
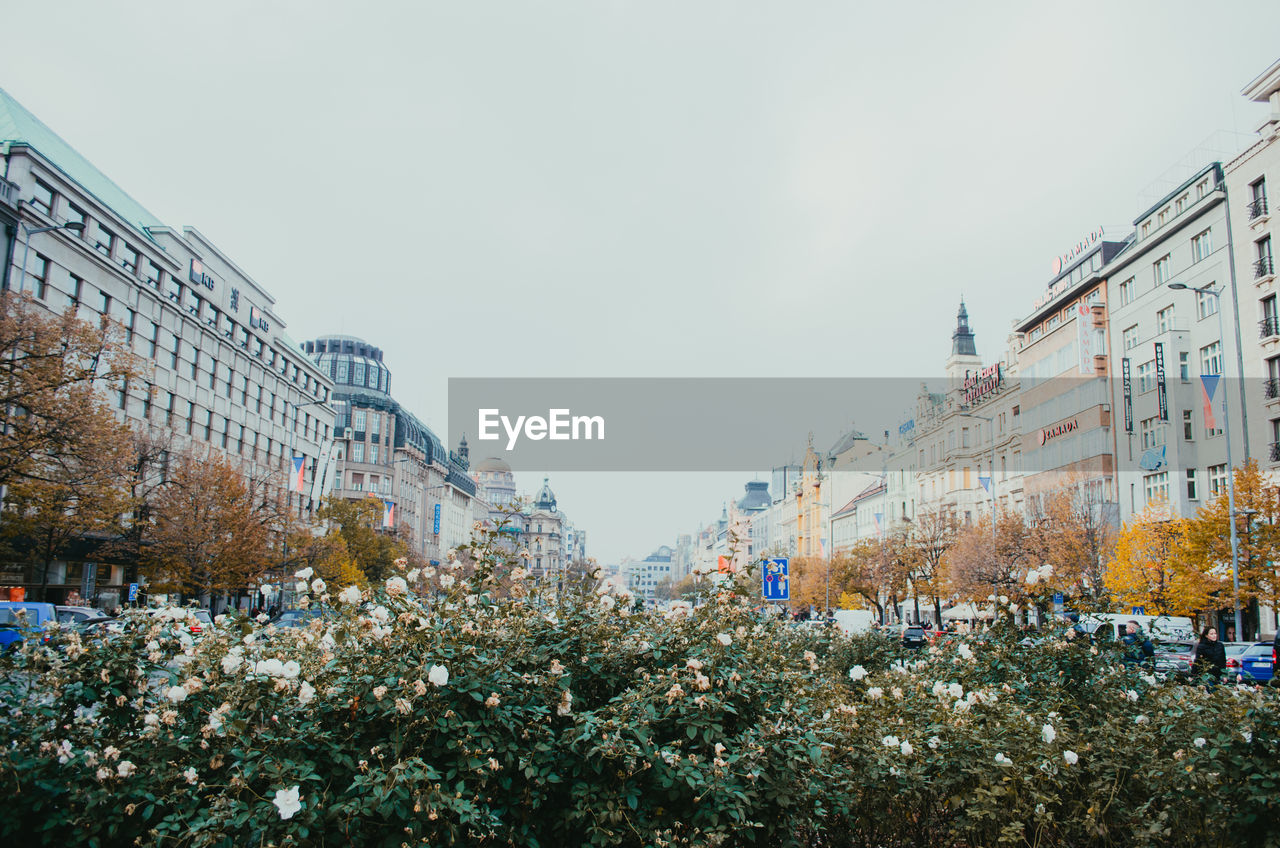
[
  {"x1": 1025, "y1": 483, "x2": 1117, "y2": 605},
  {"x1": 0, "y1": 292, "x2": 137, "y2": 495},
  {"x1": 141, "y1": 450, "x2": 275, "y2": 600},
  {"x1": 314, "y1": 497, "x2": 410, "y2": 584},
  {"x1": 829, "y1": 537, "x2": 913, "y2": 623},
  {"x1": 1180, "y1": 459, "x2": 1280, "y2": 634},
  {"x1": 2, "y1": 410, "x2": 133, "y2": 601},
  {"x1": 904, "y1": 507, "x2": 958, "y2": 625},
  {"x1": 1105, "y1": 504, "x2": 1220, "y2": 617},
  {"x1": 944, "y1": 508, "x2": 1032, "y2": 604}
]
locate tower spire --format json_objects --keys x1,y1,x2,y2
[{"x1": 952, "y1": 299, "x2": 977, "y2": 357}]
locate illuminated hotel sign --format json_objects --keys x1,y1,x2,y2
[
  {"x1": 1038, "y1": 419, "x2": 1079, "y2": 445},
  {"x1": 1031, "y1": 227, "x2": 1106, "y2": 312},
  {"x1": 1051, "y1": 227, "x2": 1105, "y2": 276},
  {"x1": 962, "y1": 363, "x2": 1003, "y2": 406}
]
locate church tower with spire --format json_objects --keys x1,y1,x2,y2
[{"x1": 945, "y1": 299, "x2": 983, "y2": 381}]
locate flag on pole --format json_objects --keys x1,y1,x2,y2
[
  {"x1": 382, "y1": 500, "x2": 395, "y2": 529},
  {"x1": 291, "y1": 456, "x2": 305, "y2": 493},
  {"x1": 978, "y1": 475, "x2": 991, "y2": 493},
  {"x1": 873, "y1": 512, "x2": 884, "y2": 536},
  {"x1": 1200, "y1": 375, "x2": 1220, "y2": 431}
]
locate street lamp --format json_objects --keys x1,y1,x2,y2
[
  {"x1": 1168, "y1": 281, "x2": 1243, "y2": 639},
  {"x1": 959, "y1": 409, "x2": 998, "y2": 615},
  {"x1": 14, "y1": 220, "x2": 86, "y2": 295}
]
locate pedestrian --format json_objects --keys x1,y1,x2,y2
[
  {"x1": 1190, "y1": 626, "x2": 1226, "y2": 684},
  {"x1": 1121, "y1": 620, "x2": 1154, "y2": 665}
]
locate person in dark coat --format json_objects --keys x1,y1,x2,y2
[
  {"x1": 1121, "y1": 620, "x2": 1155, "y2": 665},
  {"x1": 1191, "y1": 626, "x2": 1226, "y2": 683}
]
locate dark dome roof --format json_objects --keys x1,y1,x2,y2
[
  {"x1": 533, "y1": 477, "x2": 557, "y2": 511},
  {"x1": 475, "y1": 457, "x2": 512, "y2": 474}
]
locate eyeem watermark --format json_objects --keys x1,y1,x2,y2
[{"x1": 477, "y1": 408, "x2": 605, "y2": 450}]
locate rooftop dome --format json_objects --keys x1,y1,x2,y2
[
  {"x1": 533, "y1": 477, "x2": 557, "y2": 512},
  {"x1": 474, "y1": 456, "x2": 512, "y2": 474}
]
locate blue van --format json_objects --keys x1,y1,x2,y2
[{"x1": 0, "y1": 601, "x2": 58, "y2": 651}]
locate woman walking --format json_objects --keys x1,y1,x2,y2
[{"x1": 1190, "y1": 626, "x2": 1226, "y2": 686}]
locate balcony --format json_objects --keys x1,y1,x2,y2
[
  {"x1": 1259, "y1": 315, "x2": 1280, "y2": 340},
  {"x1": 1258, "y1": 255, "x2": 1276, "y2": 284},
  {"x1": 1267, "y1": 378, "x2": 1280, "y2": 400},
  {"x1": 1249, "y1": 197, "x2": 1270, "y2": 231},
  {"x1": 1271, "y1": 441, "x2": 1280, "y2": 464}
]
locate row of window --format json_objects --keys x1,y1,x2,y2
[
  {"x1": 28, "y1": 176, "x2": 327, "y2": 401},
  {"x1": 1137, "y1": 176, "x2": 1214, "y2": 241},
  {"x1": 1142, "y1": 464, "x2": 1227, "y2": 504}
]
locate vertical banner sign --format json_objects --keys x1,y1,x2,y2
[
  {"x1": 1122, "y1": 358, "x2": 1134, "y2": 433},
  {"x1": 1076, "y1": 302, "x2": 1096, "y2": 374},
  {"x1": 1201, "y1": 375, "x2": 1220, "y2": 431},
  {"x1": 432, "y1": 503, "x2": 441, "y2": 535},
  {"x1": 1154, "y1": 342, "x2": 1168, "y2": 421},
  {"x1": 81, "y1": 563, "x2": 97, "y2": 601}
]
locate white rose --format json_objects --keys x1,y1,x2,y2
[
  {"x1": 882, "y1": 735, "x2": 900, "y2": 748},
  {"x1": 338, "y1": 586, "x2": 362, "y2": 606},
  {"x1": 1063, "y1": 750, "x2": 1078, "y2": 765},
  {"x1": 900, "y1": 740, "x2": 913, "y2": 756},
  {"x1": 311, "y1": 578, "x2": 326, "y2": 594},
  {"x1": 385, "y1": 576, "x2": 408, "y2": 596},
  {"x1": 716, "y1": 633, "x2": 731, "y2": 646},
  {"x1": 165, "y1": 686, "x2": 187, "y2": 703},
  {"x1": 1042, "y1": 724, "x2": 1056, "y2": 744},
  {"x1": 427, "y1": 664, "x2": 449, "y2": 687},
  {"x1": 1193, "y1": 737, "x2": 1206, "y2": 748},
  {"x1": 272, "y1": 785, "x2": 302, "y2": 820},
  {"x1": 848, "y1": 665, "x2": 867, "y2": 682},
  {"x1": 298, "y1": 681, "x2": 315, "y2": 705},
  {"x1": 294, "y1": 567, "x2": 314, "y2": 580}
]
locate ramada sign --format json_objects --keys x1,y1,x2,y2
[
  {"x1": 962, "y1": 363, "x2": 1003, "y2": 406},
  {"x1": 1038, "y1": 419, "x2": 1079, "y2": 445},
  {"x1": 1032, "y1": 227, "x2": 1106, "y2": 311}
]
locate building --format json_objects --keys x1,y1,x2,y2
[
  {"x1": 0, "y1": 87, "x2": 335, "y2": 606},
  {"x1": 304, "y1": 335, "x2": 476, "y2": 562},
  {"x1": 912, "y1": 302, "x2": 1024, "y2": 524},
  {"x1": 1227, "y1": 58, "x2": 1280, "y2": 475},
  {"x1": 625, "y1": 545, "x2": 675, "y2": 602},
  {"x1": 1013, "y1": 233, "x2": 1126, "y2": 521},
  {"x1": 1100, "y1": 165, "x2": 1239, "y2": 521}
]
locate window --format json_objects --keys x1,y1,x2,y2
[
  {"x1": 371, "y1": 445, "x2": 379, "y2": 464},
  {"x1": 1153, "y1": 255, "x2": 1171, "y2": 285},
  {"x1": 1196, "y1": 289, "x2": 1219, "y2": 319},
  {"x1": 1196, "y1": 178, "x2": 1211, "y2": 199},
  {"x1": 1157, "y1": 208, "x2": 1170, "y2": 227},
  {"x1": 1156, "y1": 305, "x2": 1174, "y2": 334},
  {"x1": 1123, "y1": 325, "x2": 1139, "y2": 350},
  {"x1": 1119, "y1": 277, "x2": 1135, "y2": 305},
  {"x1": 1140, "y1": 417, "x2": 1164, "y2": 450},
  {"x1": 1191, "y1": 229, "x2": 1212, "y2": 262},
  {"x1": 1186, "y1": 469, "x2": 1198, "y2": 501},
  {"x1": 145, "y1": 261, "x2": 163, "y2": 290},
  {"x1": 120, "y1": 243, "x2": 139, "y2": 274},
  {"x1": 94, "y1": 224, "x2": 116, "y2": 258},
  {"x1": 1144, "y1": 471, "x2": 1169, "y2": 503},
  {"x1": 353, "y1": 443, "x2": 364, "y2": 463},
  {"x1": 1200, "y1": 341, "x2": 1222, "y2": 376},
  {"x1": 370, "y1": 413, "x2": 381, "y2": 436},
  {"x1": 65, "y1": 203, "x2": 86, "y2": 233},
  {"x1": 31, "y1": 180, "x2": 55, "y2": 216},
  {"x1": 67, "y1": 274, "x2": 83, "y2": 308},
  {"x1": 148, "y1": 322, "x2": 159, "y2": 359},
  {"x1": 1259, "y1": 236, "x2": 1274, "y2": 276},
  {"x1": 1047, "y1": 314, "x2": 1060, "y2": 331},
  {"x1": 1208, "y1": 464, "x2": 1228, "y2": 496},
  {"x1": 1179, "y1": 351, "x2": 1190, "y2": 380},
  {"x1": 1141, "y1": 221, "x2": 1151, "y2": 239},
  {"x1": 1183, "y1": 409, "x2": 1194, "y2": 441},
  {"x1": 1175, "y1": 193, "x2": 1189, "y2": 215},
  {"x1": 353, "y1": 361, "x2": 366, "y2": 386},
  {"x1": 98, "y1": 290, "x2": 111, "y2": 316},
  {"x1": 28, "y1": 253, "x2": 49, "y2": 299},
  {"x1": 336, "y1": 359, "x2": 348, "y2": 382},
  {"x1": 170, "y1": 334, "x2": 181, "y2": 369},
  {"x1": 1137, "y1": 360, "x2": 1156, "y2": 393},
  {"x1": 166, "y1": 276, "x2": 183, "y2": 306},
  {"x1": 353, "y1": 410, "x2": 367, "y2": 433}
]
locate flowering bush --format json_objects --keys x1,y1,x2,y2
[{"x1": 2, "y1": 538, "x2": 1278, "y2": 846}]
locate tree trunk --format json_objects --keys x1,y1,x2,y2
[{"x1": 37, "y1": 527, "x2": 55, "y2": 602}]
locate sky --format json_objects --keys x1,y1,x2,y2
[{"x1": 3, "y1": 1, "x2": 1279, "y2": 564}]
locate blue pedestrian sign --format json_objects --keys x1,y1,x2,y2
[
  {"x1": 127, "y1": 583, "x2": 139, "y2": 602},
  {"x1": 762, "y1": 557, "x2": 789, "y2": 601},
  {"x1": 1052, "y1": 592, "x2": 1064, "y2": 613}
]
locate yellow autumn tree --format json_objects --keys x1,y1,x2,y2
[
  {"x1": 1180, "y1": 459, "x2": 1280, "y2": 634},
  {"x1": 1104, "y1": 504, "x2": 1221, "y2": 616}
]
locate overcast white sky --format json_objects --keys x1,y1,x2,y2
[{"x1": 4, "y1": 2, "x2": 1279, "y2": 563}]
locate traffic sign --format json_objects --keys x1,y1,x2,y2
[
  {"x1": 127, "y1": 583, "x2": 139, "y2": 602},
  {"x1": 1052, "y1": 592, "x2": 1064, "y2": 614},
  {"x1": 762, "y1": 557, "x2": 789, "y2": 601},
  {"x1": 1132, "y1": 606, "x2": 1145, "y2": 615}
]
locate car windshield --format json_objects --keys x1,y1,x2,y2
[
  {"x1": 1242, "y1": 644, "x2": 1272, "y2": 658},
  {"x1": 193, "y1": 610, "x2": 213, "y2": 625},
  {"x1": 1156, "y1": 643, "x2": 1192, "y2": 654}
]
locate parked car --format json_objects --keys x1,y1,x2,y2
[
  {"x1": 1230, "y1": 641, "x2": 1275, "y2": 684},
  {"x1": 1153, "y1": 641, "x2": 1195, "y2": 677},
  {"x1": 902, "y1": 626, "x2": 929, "y2": 649},
  {"x1": 56, "y1": 605, "x2": 109, "y2": 625},
  {"x1": 189, "y1": 609, "x2": 214, "y2": 635},
  {"x1": 271, "y1": 607, "x2": 335, "y2": 629},
  {"x1": 0, "y1": 601, "x2": 58, "y2": 651}
]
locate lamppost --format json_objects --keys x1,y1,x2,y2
[
  {"x1": 1168, "y1": 281, "x2": 1242, "y2": 639},
  {"x1": 12, "y1": 219, "x2": 86, "y2": 294},
  {"x1": 959, "y1": 409, "x2": 998, "y2": 616}
]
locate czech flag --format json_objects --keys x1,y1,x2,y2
[
  {"x1": 382, "y1": 500, "x2": 395, "y2": 529},
  {"x1": 1200, "y1": 375, "x2": 1220, "y2": 432},
  {"x1": 291, "y1": 456, "x2": 305, "y2": 493}
]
